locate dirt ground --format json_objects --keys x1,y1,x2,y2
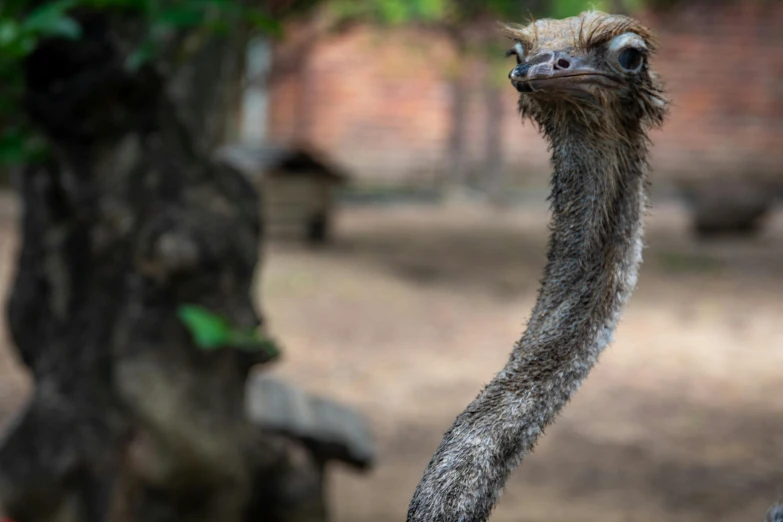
[{"x1": 1, "y1": 199, "x2": 782, "y2": 522}]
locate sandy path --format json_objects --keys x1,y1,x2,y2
[{"x1": 1, "y1": 200, "x2": 782, "y2": 521}]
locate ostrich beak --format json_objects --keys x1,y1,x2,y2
[{"x1": 509, "y1": 51, "x2": 620, "y2": 94}]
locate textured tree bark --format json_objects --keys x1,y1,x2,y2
[{"x1": 0, "y1": 7, "x2": 327, "y2": 522}]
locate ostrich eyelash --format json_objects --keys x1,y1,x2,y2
[{"x1": 505, "y1": 41, "x2": 526, "y2": 64}]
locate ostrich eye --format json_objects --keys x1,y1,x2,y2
[
  {"x1": 505, "y1": 41, "x2": 525, "y2": 64},
  {"x1": 617, "y1": 47, "x2": 643, "y2": 72},
  {"x1": 505, "y1": 49, "x2": 522, "y2": 64}
]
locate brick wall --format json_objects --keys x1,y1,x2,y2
[
  {"x1": 266, "y1": 2, "x2": 783, "y2": 190},
  {"x1": 647, "y1": 2, "x2": 783, "y2": 184}
]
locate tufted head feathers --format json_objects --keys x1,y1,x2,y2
[{"x1": 503, "y1": 11, "x2": 668, "y2": 136}]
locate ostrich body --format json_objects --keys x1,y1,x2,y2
[{"x1": 407, "y1": 12, "x2": 668, "y2": 522}]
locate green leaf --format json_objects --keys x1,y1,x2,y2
[
  {"x1": 549, "y1": 0, "x2": 607, "y2": 18},
  {"x1": 178, "y1": 304, "x2": 282, "y2": 360},
  {"x1": 22, "y1": 0, "x2": 77, "y2": 33},
  {"x1": 157, "y1": 5, "x2": 206, "y2": 28},
  {"x1": 0, "y1": 127, "x2": 48, "y2": 165},
  {"x1": 40, "y1": 16, "x2": 82, "y2": 39},
  {"x1": 254, "y1": 337, "x2": 281, "y2": 359},
  {"x1": 194, "y1": 0, "x2": 241, "y2": 12},
  {"x1": 125, "y1": 36, "x2": 157, "y2": 70},
  {"x1": 0, "y1": 130, "x2": 26, "y2": 164},
  {"x1": 205, "y1": 17, "x2": 230, "y2": 34},
  {"x1": 178, "y1": 304, "x2": 230, "y2": 350},
  {"x1": 243, "y1": 9, "x2": 282, "y2": 37},
  {"x1": 227, "y1": 330, "x2": 281, "y2": 359},
  {"x1": 377, "y1": 0, "x2": 408, "y2": 24},
  {"x1": 78, "y1": 0, "x2": 140, "y2": 7},
  {"x1": 0, "y1": 33, "x2": 36, "y2": 58},
  {"x1": 416, "y1": 0, "x2": 444, "y2": 20},
  {"x1": 0, "y1": 21, "x2": 19, "y2": 46}
]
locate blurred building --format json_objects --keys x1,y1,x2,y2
[
  {"x1": 219, "y1": 143, "x2": 348, "y2": 244},
  {"x1": 649, "y1": 2, "x2": 783, "y2": 188},
  {"x1": 263, "y1": 1, "x2": 783, "y2": 204}
]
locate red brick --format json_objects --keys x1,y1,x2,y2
[{"x1": 267, "y1": 3, "x2": 783, "y2": 188}]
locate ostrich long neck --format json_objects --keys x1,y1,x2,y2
[{"x1": 407, "y1": 122, "x2": 648, "y2": 522}]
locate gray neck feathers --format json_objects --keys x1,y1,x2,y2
[{"x1": 406, "y1": 123, "x2": 648, "y2": 522}]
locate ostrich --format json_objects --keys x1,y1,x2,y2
[{"x1": 406, "y1": 11, "x2": 668, "y2": 522}]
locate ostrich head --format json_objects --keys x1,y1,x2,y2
[{"x1": 504, "y1": 11, "x2": 668, "y2": 135}]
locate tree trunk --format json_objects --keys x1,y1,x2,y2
[
  {"x1": 443, "y1": 28, "x2": 471, "y2": 194},
  {"x1": 0, "y1": 8, "x2": 327, "y2": 522},
  {"x1": 480, "y1": 84, "x2": 505, "y2": 205}
]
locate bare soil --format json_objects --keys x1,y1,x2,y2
[{"x1": 1, "y1": 200, "x2": 782, "y2": 522}]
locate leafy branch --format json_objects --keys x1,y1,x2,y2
[{"x1": 0, "y1": 0, "x2": 281, "y2": 167}]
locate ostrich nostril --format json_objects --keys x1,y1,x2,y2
[
  {"x1": 555, "y1": 58, "x2": 571, "y2": 70},
  {"x1": 510, "y1": 64, "x2": 530, "y2": 80}
]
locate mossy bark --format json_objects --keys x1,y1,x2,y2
[{"x1": 0, "y1": 7, "x2": 325, "y2": 522}]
